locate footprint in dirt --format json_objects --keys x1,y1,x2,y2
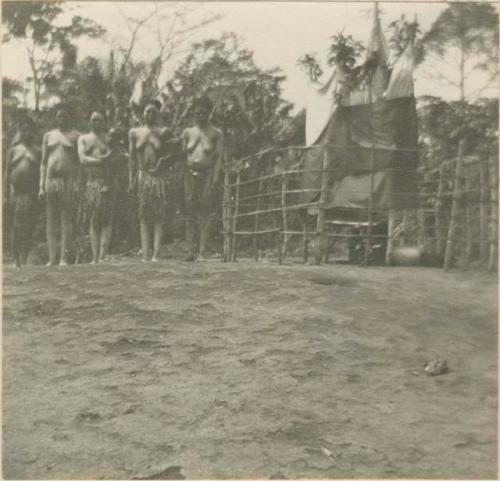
[{"x1": 133, "y1": 466, "x2": 185, "y2": 480}]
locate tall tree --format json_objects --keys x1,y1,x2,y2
[
  {"x1": 422, "y1": 2, "x2": 498, "y2": 100},
  {"x1": 108, "y1": 3, "x2": 220, "y2": 111},
  {"x1": 168, "y1": 32, "x2": 293, "y2": 159},
  {"x1": 2, "y1": 1, "x2": 105, "y2": 110}
]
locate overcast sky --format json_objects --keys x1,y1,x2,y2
[{"x1": 2, "y1": 1, "x2": 497, "y2": 109}]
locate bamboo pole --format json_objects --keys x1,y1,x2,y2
[
  {"x1": 417, "y1": 210, "x2": 426, "y2": 249},
  {"x1": 434, "y1": 162, "x2": 446, "y2": 258},
  {"x1": 488, "y1": 156, "x2": 498, "y2": 272},
  {"x1": 302, "y1": 210, "x2": 308, "y2": 263},
  {"x1": 223, "y1": 154, "x2": 232, "y2": 262},
  {"x1": 364, "y1": 148, "x2": 375, "y2": 266},
  {"x1": 314, "y1": 148, "x2": 330, "y2": 265},
  {"x1": 444, "y1": 140, "x2": 465, "y2": 272},
  {"x1": 231, "y1": 172, "x2": 241, "y2": 262},
  {"x1": 253, "y1": 175, "x2": 263, "y2": 261},
  {"x1": 385, "y1": 209, "x2": 396, "y2": 265},
  {"x1": 281, "y1": 171, "x2": 289, "y2": 259},
  {"x1": 479, "y1": 160, "x2": 488, "y2": 262},
  {"x1": 464, "y1": 164, "x2": 473, "y2": 266}
]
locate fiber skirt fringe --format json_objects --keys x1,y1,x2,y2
[
  {"x1": 13, "y1": 194, "x2": 36, "y2": 230},
  {"x1": 138, "y1": 172, "x2": 168, "y2": 222},
  {"x1": 81, "y1": 180, "x2": 116, "y2": 225},
  {"x1": 46, "y1": 177, "x2": 82, "y2": 211}
]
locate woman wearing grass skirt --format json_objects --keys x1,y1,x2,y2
[
  {"x1": 78, "y1": 112, "x2": 117, "y2": 264},
  {"x1": 128, "y1": 100, "x2": 171, "y2": 262},
  {"x1": 39, "y1": 104, "x2": 81, "y2": 266}
]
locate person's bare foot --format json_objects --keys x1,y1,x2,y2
[
  {"x1": 46, "y1": 261, "x2": 57, "y2": 267},
  {"x1": 59, "y1": 260, "x2": 69, "y2": 267},
  {"x1": 151, "y1": 256, "x2": 159, "y2": 262},
  {"x1": 90, "y1": 260, "x2": 98, "y2": 265}
]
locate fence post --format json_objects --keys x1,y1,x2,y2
[
  {"x1": 434, "y1": 162, "x2": 446, "y2": 258},
  {"x1": 364, "y1": 147, "x2": 375, "y2": 266},
  {"x1": 488, "y1": 156, "x2": 498, "y2": 272},
  {"x1": 302, "y1": 210, "x2": 309, "y2": 263},
  {"x1": 464, "y1": 164, "x2": 473, "y2": 266},
  {"x1": 253, "y1": 174, "x2": 263, "y2": 261},
  {"x1": 479, "y1": 160, "x2": 489, "y2": 263},
  {"x1": 385, "y1": 210, "x2": 396, "y2": 265},
  {"x1": 444, "y1": 140, "x2": 465, "y2": 271},
  {"x1": 232, "y1": 171, "x2": 241, "y2": 262},
  {"x1": 223, "y1": 154, "x2": 232, "y2": 262},
  {"x1": 281, "y1": 171, "x2": 288, "y2": 259},
  {"x1": 314, "y1": 147, "x2": 330, "y2": 265}
]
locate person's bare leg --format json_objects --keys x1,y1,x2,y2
[
  {"x1": 140, "y1": 219, "x2": 150, "y2": 261},
  {"x1": 199, "y1": 218, "x2": 211, "y2": 259},
  {"x1": 152, "y1": 219, "x2": 163, "y2": 262},
  {"x1": 12, "y1": 223, "x2": 21, "y2": 267},
  {"x1": 60, "y1": 206, "x2": 73, "y2": 266},
  {"x1": 89, "y1": 220, "x2": 100, "y2": 264},
  {"x1": 46, "y1": 202, "x2": 58, "y2": 266},
  {"x1": 21, "y1": 216, "x2": 34, "y2": 265},
  {"x1": 99, "y1": 222, "x2": 112, "y2": 262},
  {"x1": 184, "y1": 197, "x2": 196, "y2": 261}
]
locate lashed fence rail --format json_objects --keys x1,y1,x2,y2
[{"x1": 219, "y1": 143, "x2": 498, "y2": 271}]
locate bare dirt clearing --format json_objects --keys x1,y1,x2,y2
[{"x1": 2, "y1": 259, "x2": 498, "y2": 479}]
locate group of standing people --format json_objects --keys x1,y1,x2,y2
[{"x1": 4, "y1": 97, "x2": 224, "y2": 267}]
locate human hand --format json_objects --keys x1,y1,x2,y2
[
  {"x1": 38, "y1": 188, "x2": 45, "y2": 201},
  {"x1": 100, "y1": 150, "x2": 112, "y2": 161}
]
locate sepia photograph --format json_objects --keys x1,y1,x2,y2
[{"x1": 1, "y1": 1, "x2": 498, "y2": 479}]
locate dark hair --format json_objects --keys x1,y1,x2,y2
[
  {"x1": 54, "y1": 103, "x2": 73, "y2": 115},
  {"x1": 18, "y1": 115, "x2": 36, "y2": 130},
  {"x1": 90, "y1": 111, "x2": 106, "y2": 121},
  {"x1": 143, "y1": 99, "x2": 162, "y2": 112}
]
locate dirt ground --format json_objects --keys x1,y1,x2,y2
[{"x1": 2, "y1": 257, "x2": 498, "y2": 479}]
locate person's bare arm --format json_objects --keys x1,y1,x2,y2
[
  {"x1": 77, "y1": 137, "x2": 106, "y2": 166},
  {"x1": 3, "y1": 149, "x2": 13, "y2": 203},
  {"x1": 39, "y1": 133, "x2": 48, "y2": 200},
  {"x1": 128, "y1": 129, "x2": 137, "y2": 191}
]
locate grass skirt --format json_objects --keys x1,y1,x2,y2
[
  {"x1": 46, "y1": 177, "x2": 82, "y2": 213},
  {"x1": 138, "y1": 171, "x2": 168, "y2": 222},
  {"x1": 13, "y1": 193, "x2": 36, "y2": 232},
  {"x1": 81, "y1": 179, "x2": 116, "y2": 226}
]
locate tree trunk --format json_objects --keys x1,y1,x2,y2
[{"x1": 459, "y1": 40, "x2": 465, "y2": 101}]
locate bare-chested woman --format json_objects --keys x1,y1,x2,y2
[
  {"x1": 78, "y1": 112, "x2": 116, "y2": 264},
  {"x1": 39, "y1": 104, "x2": 80, "y2": 266},
  {"x1": 4, "y1": 116, "x2": 40, "y2": 267},
  {"x1": 128, "y1": 100, "x2": 171, "y2": 262},
  {"x1": 182, "y1": 96, "x2": 224, "y2": 261}
]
